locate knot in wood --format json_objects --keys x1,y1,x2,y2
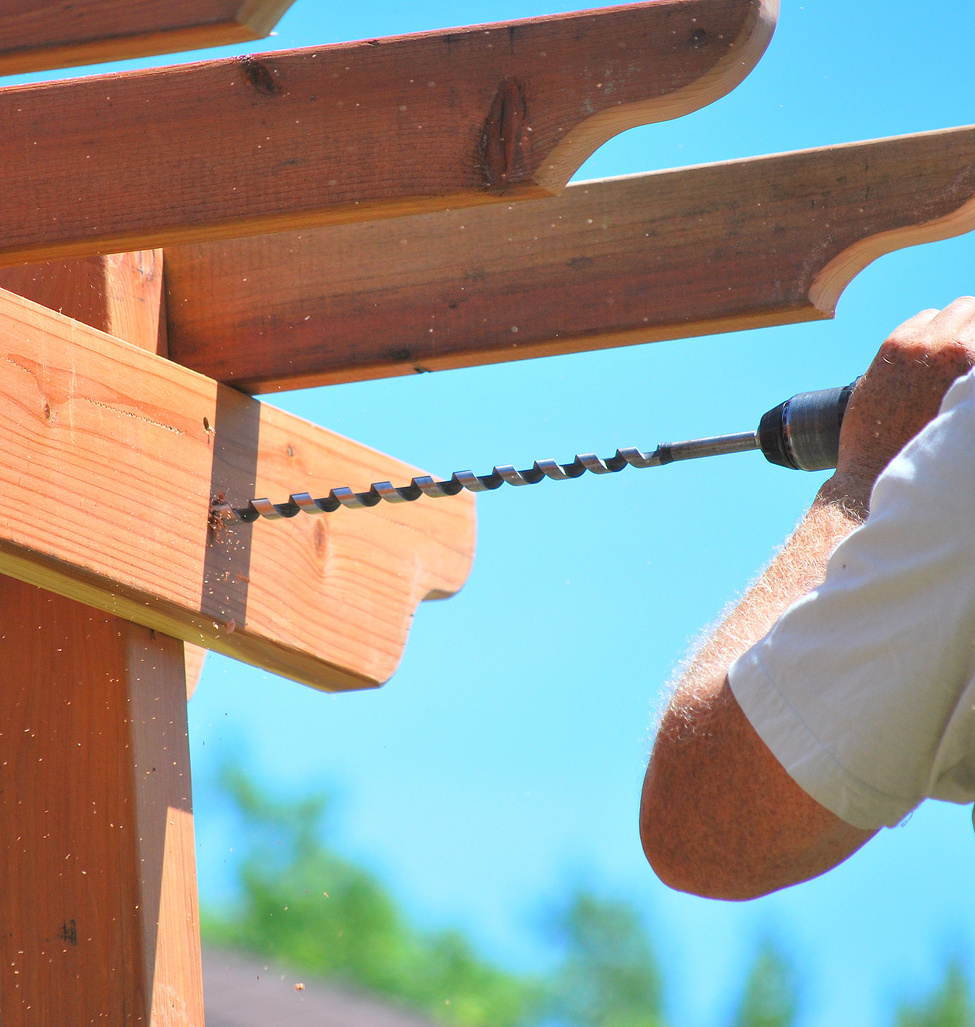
[
  {"x1": 479, "y1": 78, "x2": 532, "y2": 192},
  {"x1": 240, "y1": 57, "x2": 281, "y2": 97}
]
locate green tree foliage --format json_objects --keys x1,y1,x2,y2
[
  {"x1": 542, "y1": 889, "x2": 665, "y2": 1027},
  {"x1": 203, "y1": 769, "x2": 975, "y2": 1027},
  {"x1": 895, "y1": 963, "x2": 975, "y2": 1027},
  {"x1": 203, "y1": 768, "x2": 539, "y2": 1027},
  {"x1": 730, "y1": 942, "x2": 799, "y2": 1027}
]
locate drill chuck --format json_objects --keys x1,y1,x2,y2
[{"x1": 758, "y1": 381, "x2": 858, "y2": 472}]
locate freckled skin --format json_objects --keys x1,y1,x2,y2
[{"x1": 641, "y1": 297, "x2": 975, "y2": 899}]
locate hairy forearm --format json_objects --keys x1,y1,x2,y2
[
  {"x1": 677, "y1": 475, "x2": 866, "y2": 707},
  {"x1": 641, "y1": 475, "x2": 874, "y2": 900}
]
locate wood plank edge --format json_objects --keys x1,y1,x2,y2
[
  {"x1": 236, "y1": 305, "x2": 825, "y2": 394},
  {"x1": 0, "y1": 538, "x2": 380, "y2": 693},
  {"x1": 811, "y1": 191, "x2": 975, "y2": 314},
  {"x1": 0, "y1": 1, "x2": 295, "y2": 77},
  {"x1": 236, "y1": 0, "x2": 298, "y2": 37},
  {"x1": 536, "y1": 0, "x2": 779, "y2": 192}
]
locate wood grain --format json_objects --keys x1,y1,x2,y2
[
  {"x1": 0, "y1": 251, "x2": 209, "y2": 693},
  {"x1": 163, "y1": 125, "x2": 975, "y2": 392},
  {"x1": 0, "y1": 249, "x2": 167, "y2": 354},
  {"x1": 0, "y1": 252, "x2": 205, "y2": 1025},
  {"x1": 0, "y1": 582, "x2": 203, "y2": 1025},
  {"x1": 0, "y1": 0, "x2": 777, "y2": 266},
  {"x1": 0, "y1": 285, "x2": 474, "y2": 690},
  {"x1": 0, "y1": 0, "x2": 294, "y2": 75}
]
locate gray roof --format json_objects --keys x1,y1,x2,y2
[{"x1": 203, "y1": 949, "x2": 441, "y2": 1027}]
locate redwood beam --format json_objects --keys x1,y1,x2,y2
[
  {"x1": 0, "y1": 0, "x2": 295, "y2": 76},
  {"x1": 163, "y1": 125, "x2": 975, "y2": 392},
  {"x1": 0, "y1": 0, "x2": 777, "y2": 266}
]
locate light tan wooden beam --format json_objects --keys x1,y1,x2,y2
[
  {"x1": 0, "y1": 250, "x2": 209, "y2": 695},
  {"x1": 0, "y1": 0, "x2": 777, "y2": 266},
  {"x1": 162, "y1": 125, "x2": 975, "y2": 392},
  {"x1": 0, "y1": 285, "x2": 475, "y2": 690},
  {"x1": 0, "y1": 0, "x2": 295, "y2": 76}
]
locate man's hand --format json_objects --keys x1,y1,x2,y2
[
  {"x1": 831, "y1": 298, "x2": 975, "y2": 512},
  {"x1": 640, "y1": 298, "x2": 975, "y2": 900}
]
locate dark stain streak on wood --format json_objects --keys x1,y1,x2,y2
[
  {"x1": 240, "y1": 57, "x2": 280, "y2": 97},
  {"x1": 479, "y1": 77, "x2": 532, "y2": 191}
]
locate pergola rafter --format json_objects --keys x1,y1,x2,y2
[
  {"x1": 160, "y1": 126, "x2": 975, "y2": 392},
  {"x1": 0, "y1": 0, "x2": 777, "y2": 265}
]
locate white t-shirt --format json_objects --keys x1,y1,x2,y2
[{"x1": 728, "y1": 368, "x2": 975, "y2": 830}]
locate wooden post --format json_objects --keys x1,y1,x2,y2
[{"x1": 0, "y1": 253, "x2": 204, "y2": 1025}]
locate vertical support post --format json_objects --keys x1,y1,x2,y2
[{"x1": 0, "y1": 252, "x2": 205, "y2": 1024}]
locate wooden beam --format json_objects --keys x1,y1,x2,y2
[
  {"x1": 0, "y1": 0, "x2": 777, "y2": 266},
  {"x1": 162, "y1": 125, "x2": 975, "y2": 392},
  {"x1": 0, "y1": 250, "x2": 210, "y2": 694},
  {"x1": 0, "y1": 285, "x2": 475, "y2": 690},
  {"x1": 0, "y1": 586, "x2": 204, "y2": 1025},
  {"x1": 0, "y1": 0, "x2": 295, "y2": 76}
]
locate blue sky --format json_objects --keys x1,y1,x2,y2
[{"x1": 8, "y1": 2, "x2": 975, "y2": 1025}]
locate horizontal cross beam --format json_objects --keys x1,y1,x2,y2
[
  {"x1": 0, "y1": 0, "x2": 776, "y2": 265},
  {"x1": 0, "y1": 286, "x2": 475, "y2": 691},
  {"x1": 161, "y1": 125, "x2": 975, "y2": 392},
  {"x1": 0, "y1": 0, "x2": 294, "y2": 76}
]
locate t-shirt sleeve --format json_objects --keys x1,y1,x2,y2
[{"x1": 728, "y1": 370, "x2": 975, "y2": 830}]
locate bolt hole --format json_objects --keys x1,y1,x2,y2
[{"x1": 690, "y1": 28, "x2": 708, "y2": 47}]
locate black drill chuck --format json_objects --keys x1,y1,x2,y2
[{"x1": 758, "y1": 380, "x2": 858, "y2": 472}]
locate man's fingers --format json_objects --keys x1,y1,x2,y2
[
  {"x1": 890, "y1": 306, "x2": 941, "y2": 341},
  {"x1": 921, "y1": 295, "x2": 975, "y2": 348},
  {"x1": 834, "y1": 297, "x2": 975, "y2": 504}
]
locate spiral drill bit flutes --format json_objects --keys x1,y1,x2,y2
[
  {"x1": 210, "y1": 433, "x2": 760, "y2": 525},
  {"x1": 209, "y1": 381, "x2": 856, "y2": 527}
]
